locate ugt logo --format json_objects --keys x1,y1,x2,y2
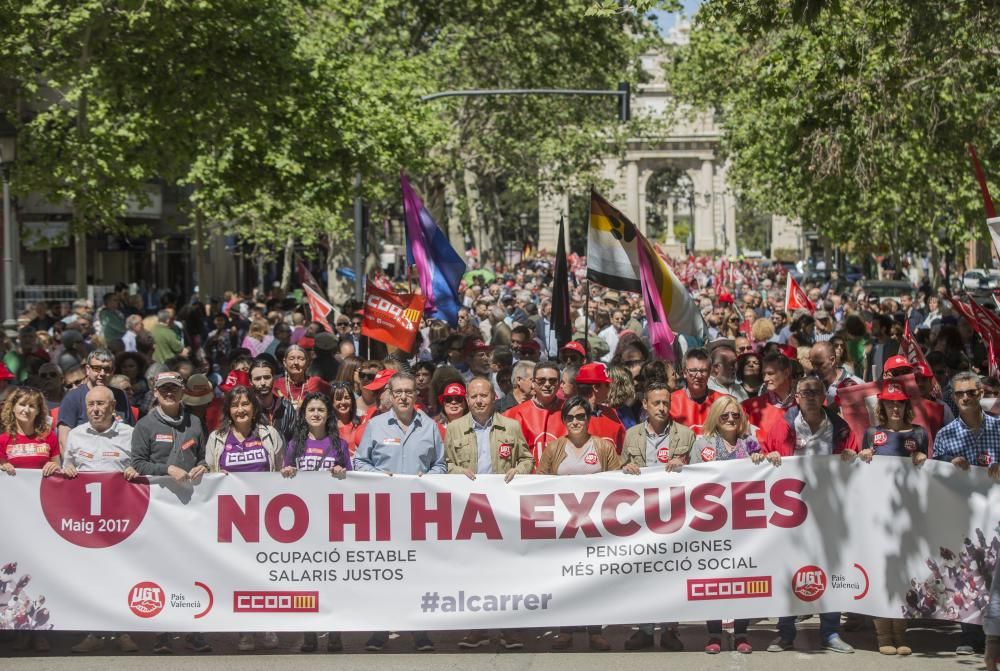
[
  {"x1": 128, "y1": 581, "x2": 165, "y2": 618},
  {"x1": 792, "y1": 566, "x2": 827, "y2": 602}
]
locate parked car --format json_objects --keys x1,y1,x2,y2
[
  {"x1": 963, "y1": 269, "x2": 991, "y2": 291},
  {"x1": 862, "y1": 280, "x2": 914, "y2": 303}
]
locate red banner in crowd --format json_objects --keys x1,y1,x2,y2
[
  {"x1": 837, "y1": 374, "x2": 942, "y2": 457},
  {"x1": 785, "y1": 273, "x2": 815, "y2": 313},
  {"x1": 303, "y1": 284, "x2": 334, "y2": 333},
  {"x1": 362, "y1": 282, "x2": 425, "y2": 352}
]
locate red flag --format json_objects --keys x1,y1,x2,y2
[
  {"x1": 837, "y1": 374, "x2": 940, "y2": 457},
  {"x1": 989, "y1": 338, "x2": 999, "y2": 378},
  {"x1": 785, "y1": 273, "x2": 815, "y2": 313},
  {"x1": 950, "y1": 297, "x2": 989, "y2": 340},
  {"x1": 362, "y1": 281, "x2": 425, "y2": 352},
  {"x1": 303, "y1": 283, "x2": 334, "y2": 333}
]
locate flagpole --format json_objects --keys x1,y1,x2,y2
[{"x1": 584, "y1": 278, "x2": 591, "y2": 362}]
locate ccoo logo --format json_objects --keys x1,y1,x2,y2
[
  {"x1": 129, "y1": 581, "x2": 165, "y2": 618},
  {"x1": 792, "y1": 565, "x2": 827, "y2": 602}
]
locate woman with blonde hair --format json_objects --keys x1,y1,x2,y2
[
  {"x1": 0, "y1": 387, "x2": 60, "y2": 477},
  {"x1": 689, "y1": 395, "x2": 765, "y2": 654},
  {"x1": 606, "y1": 364, "x2": 640, "y2": 429},
  {"x1": 750, "y1": 317, "x2": 776, "y2": 344}
]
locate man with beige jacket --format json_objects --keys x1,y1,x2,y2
[{"x1": 444, "y1": 376, "x2": 533, "y2": 650}]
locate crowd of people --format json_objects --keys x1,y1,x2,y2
[{"x1": 1, "y1": 257, "x2": 999, "y2": 660}]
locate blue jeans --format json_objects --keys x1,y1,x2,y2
[{"x1": 777, "y1": 613, "x2": 841, "y2": 643}]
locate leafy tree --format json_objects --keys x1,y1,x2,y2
[{"x1": 669, "y1": 0, "x2": 1000, "y2": 273}]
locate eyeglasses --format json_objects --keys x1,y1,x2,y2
[
  {"x1": 336, "y1": 322, "x2": 350, "y2": 329},
  {"x1": 359, "y1": 372, "x2": 376, "y2": 382},
  {"x1": 88, "y1": 364, "x2": 113, "y2": 374},
  {"x1": 351, "y1": 321, "x2": 362, "y2": 328},
  {"x1": 442, "y1": 396, "x2": 465, "y2": 404},
  {"x1": 737, "y1": 346, "x2": 754, "y2": 353},
  {"x1": 797, "y1": 389, "x2": 824, "y2": 398},
  {"x1": 391, "y1": 389, "x2": 416, "y2": 398},
  {"x1": 953, "y1": 389, "x2": 981, "y2": 399},
  {"x1": 565, "y1": 412, "x2": 589, "y2": 423},
  {"x1": 685, "y1": 368, "x2": 709, "y2": 377},
  {"x1": 720, "y1": 411, "x2": 741, "y2": 421},
  {"x1": 534, "y1": 377, "x2": 558, "y2": 386}
]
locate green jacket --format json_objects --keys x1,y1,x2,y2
[
  {"x1": 621, "y1": 420, "x2": 696, "y2": 467},
  {"x1": 444, "y1": 412, "x2": 534, "y2": 475}
]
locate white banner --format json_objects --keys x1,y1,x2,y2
[{"x1": 1, "y1": 457, "x2": 997, "y2": 631}]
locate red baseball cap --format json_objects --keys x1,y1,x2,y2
[
  {"x1": 560, "y1": 341, "x2": 586, "y2": 357},
  {"x1": 438, "y1": 382, "x2": 467, "y2": 405},
  {"x1": 220, "y1": 369, "x2": 250, "y2": 392},
  {"x1": 878, "y1": 382, "x2": 909, "y2": 402},
  {"x1": 883, "y1": 355, "x2": 913, "y2": 374},
  {"x1": 464, "y1": 337, "x2": 493, "y2": 352},
  {"x1": 576, "y1": 362, "x2": 611, "y2": 385},
  {"x1": 0, "y1": 362, "x2": 14, "y2": 381},
  {"x1": 779, "y1": 345, "x2": 798, "y2": 360},
  {"x1": 719, "y1": 292, "x2": 734, "y2": 304},
  {"x1": 363, "y1": 369, "x2": 396, "y2": 391}
]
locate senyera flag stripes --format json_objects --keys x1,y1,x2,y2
[{"x1": 1, "y1": 458, "x2": 995, "y2": 632}]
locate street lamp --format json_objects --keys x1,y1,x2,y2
[{"x1": 0, "y1": 121, "x2": 16, "y2": 338}]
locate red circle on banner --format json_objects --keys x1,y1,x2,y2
[
  {"x1": 128, "y1": 581, "x2": 165, "y2": 618},
  {"x1": 39, "y1": 472, "x2": 150, "y2": 548},
  {"x1": 792, "y1": 565, "x2": 827, "y2": 602}
]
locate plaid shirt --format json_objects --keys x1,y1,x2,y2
[{"x1": 932, "y1": 412, "x2": 1000, "y2": 467}]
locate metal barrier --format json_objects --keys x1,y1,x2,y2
[{"x1": 14, "y1": 285, "x2": 116, "y2": 314}]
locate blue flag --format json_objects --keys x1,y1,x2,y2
[{"x1": 401, "y1": 172, "x2": 466, "y2": 326}]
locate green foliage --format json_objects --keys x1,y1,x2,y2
[{"x1": 669, "y1": 0, "x2": 1000, "y2": 256}]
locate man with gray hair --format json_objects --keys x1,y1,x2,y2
[
  {"x1": 57, "y1": 349, "x2": 134, "y2": 450},
  {"x1": 353, "y1": 371, "x2": 444, "y2": 652},
  {"x1": 498, "y1": 360, "x2": 535, "y2": 412}
]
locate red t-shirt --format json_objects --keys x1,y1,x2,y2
[
  {"x1": 589, "y1": 406, "x2": 626, "y2": 454},
  {"x1": 669, "y1": 389, "x2": 723, "y2": 436},
  {"x1": 742, "y1": 392, "x2": 795, "y2": 442},
  {"x1": 503, "y1": 399, "x2": 566, "y2": 465},
  {"x1": 0, "y1": 432, "x2": 60, "y2": 469}
]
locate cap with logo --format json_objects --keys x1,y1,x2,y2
[
  {"x1": 363, "y1": 369, "x2": 397, "y2": 391},
  {"x1": 560, "y1": 341, "x2": 587, "y2": 357},
  {"x1": 883, "y1": 355, "x2": 913, "y2": 374},
  {"x1": 438, "y1": 382, "x2": 467, "y2": 405},
  {"x1": 878, "y1": 382, "x2": 909, "y2": 402},
  {"x1": 183, "y1": 374, "x2": 214, "y2": 406},
  {"x1": 154, "y1": 371, "x2": 186, "y2": 390},
  {"x1": 576, "y1": 362, "x2": 611, "y2": 385}
]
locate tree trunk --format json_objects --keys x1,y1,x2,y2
[
  {"x1": 75, "y1": 26, "x2": 92, "y2": 299},
  {"x1": 326, "y1": 235, "x2": 352, "y2": 311},
  {"x1": 280, "y1": 235, "x2": 294, "y2": 291},
  {"x1": 463, "y1": 168, "x2": 483, "y2": 262}
]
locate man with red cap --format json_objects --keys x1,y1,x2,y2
[
  {"x1": 670, "y1": 348, "x2": 722, "y2": 435},
  {"x1": 503, "y1": 361, "x2": 565, "y2": 465},
  {"x1": 352, "y1": 369, "x2": 396, "y2": 447},
  {"x1": 465, "y1": 337, "x2": 494, "y2": 382},
  {"x1": 883, "y1": 355, "x2": 948, "y2": 439},
  {"x1": 559, "y1": 341, "x2": 586, "y2": 367},
  {"x1": 575, "y1": 362, "x2": 626, "y2": 452}
]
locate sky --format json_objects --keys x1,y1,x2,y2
[{"x1": 651, "y1": 0, "x2": 702, "y2": 33}]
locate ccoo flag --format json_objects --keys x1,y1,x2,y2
[
  {"x1": 401, "y1": 172, "x2": 466, "y2": 326},
  {"x1": 587, "y1": 189, "x2": 707, "y2": 343},
  {"x1": 362, "y1": 281, "x2": 426, "y2": 352}
]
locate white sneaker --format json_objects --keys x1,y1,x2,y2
[
  {"x1": 262, "y1": 632, "x2": 279, "y2": 650},
  {"x1": 238, "y1": 634, "x2": 256, "y2": 651}
]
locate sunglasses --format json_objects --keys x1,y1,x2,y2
[
  {"x1": 534, "y1": 377, "x2": 558, "y2": 386},
  {"x1": 351, "y1": 321, "x2": 362, "y2": 327},
  {"x1": 336, "y1": 322, "x2": 350, "y2": 328},
  {"x1": 64, "y1": 379, "x2": 85, "y2": 390},
  {"x1": 442, "y1": 396, "x2": 465, "y2": 404},
  {"x1": 720, "y1": 411, "x2": 741, "y2": 421},
  {"x1": 565, "y1": 412, "x2": 589, "y2": 423},
  {"x1": 953, "y1": 389, "x2": 981, "y2": 399},
  {"x1": 359, "y1": 373, "x2": 376, "y2": 382}
]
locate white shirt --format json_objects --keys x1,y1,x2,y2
[
  {"x1": 64, "y1": 419, "x2": 134, "y2": 472},
  {"x1": 792, "y1": 412, "x2": 834, "y2": 456},
  {"x1": 598, "y1": 326, "x2": 620, "y2": 363}
]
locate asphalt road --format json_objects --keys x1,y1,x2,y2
[{"x1": 0, "y1": 620, "x2": 987, "y2": 669}]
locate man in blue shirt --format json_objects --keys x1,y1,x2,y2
[
  {"x1": 934, "y1": 371, "x2": 1000, "y2": 656},
  {"x1": 57, "y1": 349, "x2": 134, "y2": 451},
  {"x1": 353, "y1": 371, "x2": 444, "y2": 653}
]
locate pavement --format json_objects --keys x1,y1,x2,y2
[{"x1": 0, "y1": 620, "x2": 986, "y2": 670}]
